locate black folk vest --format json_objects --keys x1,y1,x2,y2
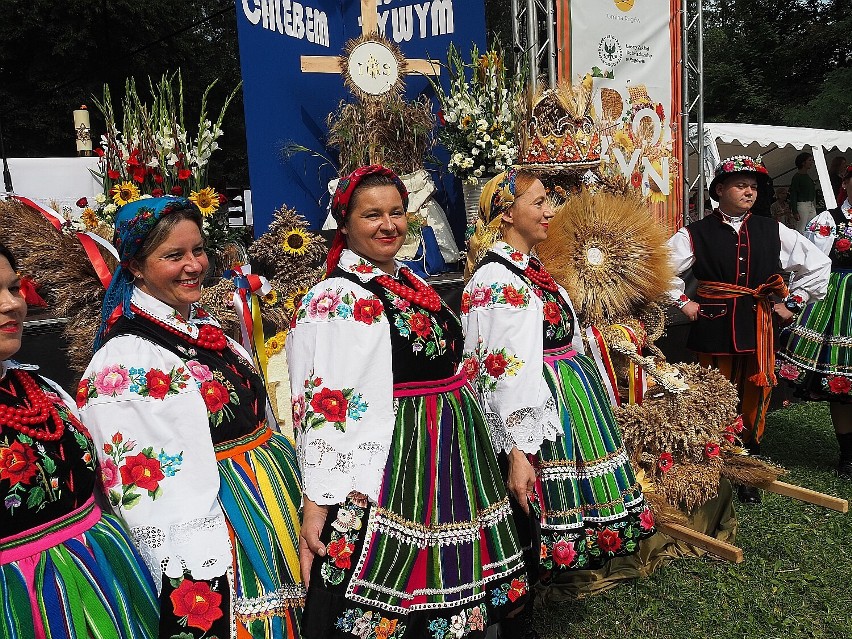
[{"x1": 686, "y1": 212, "x2": 782, "y2": 354}]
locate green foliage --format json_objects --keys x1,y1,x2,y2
[
  {"x1": 0, "y1": 0, "x2": 247, "y2": 188},
  {"x1": 702, "y1": 0, "x2": 852, "y2": 129}
]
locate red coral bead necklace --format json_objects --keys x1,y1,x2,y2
[
  {"x1": 0, "y1": 370, "x2": 65, "y2": 442},
  {"x1": 524, "y1": 257, "x2": 558, "y2": 292},
  {"x1": 132, "y1": 305, "x2": 228, "y2": 351},
  {"x1": 375, "y1": 268, "x2": 443, "y2": 312}
]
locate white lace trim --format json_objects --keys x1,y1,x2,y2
[
  {"x1": 234, "y1": 585, "x2": 306, "y2": 620},
  {"x1": 539, "y1": 450, "x2": 632, "y2": 481},
  {"x1": 130, "y1": 515, "x2": 231, "y2": 590},
  {"x1": 488, "y1": 397, "x2": 561, "y2": 454},
  {"x1": 369, "y1": 498, "x2": 514, "y2": 548}
]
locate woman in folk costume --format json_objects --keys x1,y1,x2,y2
[
  {"x1": 287, "y1": 165, "x2": 529, "y2": 639},
  {"x1": 779, "y1": 165, "x2": 852, "y2": 478},
  {"x1": 461, "y1": 170, "x2": 655, "y2": 628},
  {"x1": 78, "y1": 197, "x2": 303, "y2": 638},
  {"x1": 0, "y1": 241, "x2": 158, "y2": 639}
]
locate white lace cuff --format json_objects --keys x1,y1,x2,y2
[{"x1": 487, "y1": 396, "x2": 561, "y2": 454}]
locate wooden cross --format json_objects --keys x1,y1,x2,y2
[{"x1": 300, "y1": 0, "x2": 439, "y2": 77}]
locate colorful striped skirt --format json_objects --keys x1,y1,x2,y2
[
  {"x1": 0, "y1": 497, "x2": 159, "y2": 639},
  {"x1": 777, "y1": 270, "x2": 852, "y2": 402},
  {"x1": 531, "y1": 347, "x2": 655, "y2": 577},
  {"x1": 301, "y1": 372, "x2": 529, "y2": 639},
  {"x1": 215, "y1": 426, "x2": 304, "y2": 639}
]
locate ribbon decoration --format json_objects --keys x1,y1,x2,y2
[
  {"x1": 226, "y1": 264, "x2": 272, "y2": 382},
  {"x1": 585, "y1": 326, "x2": 621, "y2": 408},
  {"x1": 12, "y1": 195, "x2": 117, "y2": 290}
]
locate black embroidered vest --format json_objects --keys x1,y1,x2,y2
[
  {"x1": 333, "y1": 269, "x2": 463, "y2": 384},
  {"x1": 687, "y1": 213, "x2": 782, "y2": 353},
  {"x1": 826, "y1": 207, "x2": 852, "y2": 270}
]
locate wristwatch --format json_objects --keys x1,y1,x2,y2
[{"x1": 783, "y1": 295, "x2": 805, "y2": 314}]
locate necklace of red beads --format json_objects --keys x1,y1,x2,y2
[
  {"x1": 0, "y1": 370, "x2": 66, "y2": 442},
  {"x1": 524, "y1": 259, "x2": 558, "y2": 292},
  {"x1": 132, "y1": 305, "x2": 228, "y2": 351},
  {"x1": 375, "y1": 268, "x2": 443, "y2": 312}
]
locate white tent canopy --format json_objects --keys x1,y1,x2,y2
[{"x1": 688, "y1": 122, "x2": 852, "y2": 209}]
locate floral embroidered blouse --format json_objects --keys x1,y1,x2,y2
[
  {"x1": 286, "y1": 249, "x2": 463, "y2": 506},
  {"x1": 0, "y1": 361, "x2": 96, "y2": 536},
  {"x1": 78, "y1": 288, "x2": 271, "y2": 586},
  {"x1": 461, "y1": 242, "x2": 585, "y2": 455},
  {"x1": 804, "y1": 200, "x2": 852, "y2": 269}
]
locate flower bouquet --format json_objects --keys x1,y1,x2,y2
[
  {"x1": 430, "y1": 43, "x2": 522, "y2": 184},
  {"x1": 83, "y1": 72, "x2": 240, "y2": 252}
]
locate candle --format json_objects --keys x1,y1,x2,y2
[{"x1": 73, "y1": 105, "x2": 92, "y2": 156}]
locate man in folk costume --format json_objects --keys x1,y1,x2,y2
[{"x1": 668, "y1": 156, "x2": 831, "y2": 503}]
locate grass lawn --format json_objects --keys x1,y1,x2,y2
[{"x1": 533, "y1": 401, "x2": 852, "y2": 639}]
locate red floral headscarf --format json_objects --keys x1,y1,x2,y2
[{"x1": 326, "y1": 164, "x2": 409, "y2": 276}]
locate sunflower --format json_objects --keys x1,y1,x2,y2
[
  {"x1": 81, "y1": 207, "x2": 99, "y2": 231},
  {"x1": 281, "y1": 228, "x2": 311, "y2": 256},
  {"x1": 265, "y1": 330, "x2": 287, "y2": 358},
  {"x1": 189, "y1": 187, "x2": 220, "y2": 217},
  {"x1": 284, "y1": 286, "x2": 311, "y2": 314},
  {"x1": 111, "y1": 182, "x2": 141, "y2": 206},
  {"x1": 262, "y1": 289, "x2": 279, "y2": 306}
]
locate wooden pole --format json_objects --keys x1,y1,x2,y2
[
  {"x1": 657, "y1": 522, "x2": 744, "y2": 563},
  {"x1": 759, "y1": 480, "x2": 849, "y2": 513}
]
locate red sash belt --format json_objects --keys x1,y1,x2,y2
[{"x1": 696, "y1": 274, "x2": 788, "y2": 387}]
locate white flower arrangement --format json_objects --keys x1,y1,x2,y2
[{"x1": 431, "y1": 44, "x2": 521, "y2": 183}]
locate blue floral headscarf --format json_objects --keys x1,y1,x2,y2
[{"x1": 95, "y1": 196, "x2": 200, "y2": 349}]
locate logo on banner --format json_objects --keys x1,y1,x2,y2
[
  {"x1": 598, "y1": 35, "x2": 623, "y2": 66},
  {"x1": 613, "y1": 0, "x2": 635, "y2": 11}
]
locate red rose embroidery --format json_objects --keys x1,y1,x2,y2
[
  {"x1": 353, "y1": 297, "x2": 384, "y2": 324},
  {"x1": 552, "y1": 539, "x2": 577, "y2": 567},
  {"x1": 311, "y1": 388, "x2": 348, "y2": 423},
  {"x1": 507, "y1": 578, "x2": 527, "y2": 602},
  {"x1": 484, "y1": 353, "x2": 508, "y2": 378},
  {"x1": 658, "y1": 452, "x2": 674, "y2": 473},
  {"x1": 76, "y1": 379, "x2": 89, "y2": 408},
  {"x1": 200, "y1": 380, "x2": 230, "y2": 413},
  {"x1": 778, "y1": 363, "x2": 800, "y2": 381},
  {"x1": 639, "y1": 508, "x2": 655, "y2": 532},
  {"x1": 0, "y1": 440, "x2": 39, "y2": 485},
  {"x1": 460, "y1": 292, "x2": 471, "y2": 314},
  {"x1": 828, "y1": 376, "x2": 852, "y2": 394},
  {"x1": 502, "y1": 285, "x2": 526, "y2": 307},
  {"x1": 145, "y1": 369, "x2": 172, "y2": 400},
  {"x1": 408, "y1": 312, "x2": 432, "y2": 338},
  {"x1": 543, "y1": 301, "x2": 562, "y2": 325},
  {"x1": 596, "y1": 528, "x2": 623, "y2": 553},
  {"x1": 119, "y1": 453, "x2": 165, "y2": 492},
  {"x1": 836, "y1": 238, "x2": 852, "y2": 253},
  {"x1": 510, "y1": 251, "x2": 524, "y2": 262},
  {"x1": 819, "y1": 225, "x2": 832, "y2": 237},
  {"x1": 327, "y1": 537, "x2": 355, "y2": 569},
  {"x1": 462, "y1": 357, "x2": 480, "y2": 380},
  {"x1": 354, "y1": 263, "x2": 374, "y2": 274},
  {"x1": 170, "y1": 578, "x2": 224, "y2": 632}
]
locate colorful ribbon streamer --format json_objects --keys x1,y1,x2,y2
[{"x1": 226, "y1": 264, "x2": 271, "y2": 382}]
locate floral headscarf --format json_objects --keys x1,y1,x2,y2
[
  {"x1": 95, "y1": 196, "x2": 200, "y2": 349},
  {"x1": 326, "y1": 164, "x2": 409, "y2": 276},
  {"x1": 465, "y1": 169, "x2": 518, "y2": 278}
]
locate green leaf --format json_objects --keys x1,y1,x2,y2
[
  {"x1": 109, "y1": 489, "x2": 121, "y2": 506},
  {"x1": 122, "y1": 492, "x2": 142, "y2": 509},
  {"x1": 141, "y1": 446, "x2": 154, "y2": 457},
  {"x1": 150, "y1": 485, "x2": 163, "y2": 500},
  {"x1": 16, "y1": 433, "x2": 33, "y2": 445},
  {"x1": 42, "y1": 456, "x2": 57, "y2": 474},
  {"x1": 334, "y1": 421, "x2": 347, "y2": 433},
  {"x1": 425, "y1": 341, "x2": 436, "y2": 357},
  {"x1": 26, "y1": 486, "x2": 46, "y2": 508}
]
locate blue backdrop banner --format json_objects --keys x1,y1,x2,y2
[{"x1": 234, "y1": 0, "x2": 486, "y2": 239}]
